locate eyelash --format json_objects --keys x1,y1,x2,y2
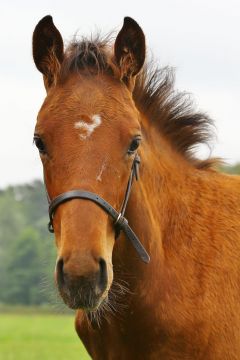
[
  {"x1": 33, "y1": 135, "x2": 46, "y2": 154},
  {"x1": 127, "y1": 136, "x2": 141, "y2": 154}
]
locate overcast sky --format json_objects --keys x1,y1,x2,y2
[{"x1": 0, "y1": 0, "x2": 239, "y2": 188}]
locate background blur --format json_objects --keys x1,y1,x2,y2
[{"x1": 0, "y1": 0, "x2": 239, "y2": 359}]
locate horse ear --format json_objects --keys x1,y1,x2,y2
[
  {"x1": 114, "y1": 17, "x2": 145, "y2": 90},
  {"x1": 32, "y1": 15, "x2": 64, "y2": 90}
]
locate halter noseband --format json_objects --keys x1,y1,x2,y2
[{"x1": 46, "y1": 154, "x2": 150, "y2": 264}]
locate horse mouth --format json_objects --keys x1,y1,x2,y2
[
  {"x1": 58, "y1": 281, "x2": 109, "y2": 311},
  {"x1": 61, "y1": 291, "x2": 106, "y2": 310}
]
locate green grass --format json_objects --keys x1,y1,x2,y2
[{"x1": 0, "y1": 313, "x2": 91, "y2": 360}]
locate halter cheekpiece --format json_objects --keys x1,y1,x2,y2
[{"x1": 46, "y1": 154, "x2": 150, "y2": 264}]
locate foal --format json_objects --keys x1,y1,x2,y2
[{"x1": 33, "y1": 15, "x2": 240, "y2": 359}]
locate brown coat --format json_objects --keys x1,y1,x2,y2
[{"x1": 33, "y1": 15, "x2": 240, "y2": 360}]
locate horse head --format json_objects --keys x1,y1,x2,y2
[{"x1": 32, "y1": 16, "x2": 146, "y2": 310}]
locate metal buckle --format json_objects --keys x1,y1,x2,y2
[{"x1": 48, "y1": 221, "x2": 54, "y2": 233}]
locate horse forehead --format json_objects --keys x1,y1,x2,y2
[
  {"x1": 37, "y1": 77, "x2": 139, "y2": 135},
  {"x1": 57, "y1": 75, "x2": 134, "y2": 112},
  {"x1": 39, "y1": 92, "x2": 111, "y2": 123}
]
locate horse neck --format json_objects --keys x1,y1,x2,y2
[{"x1": 115, "y1": 128, "x2": 195, "y2": 290}]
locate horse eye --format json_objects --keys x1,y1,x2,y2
[
  {"x1": 128, "y1": 137, "x2": 141, "y2": 154},
  {"x1": 33, "y1": 136, "x2": 46, "y2": 154}
]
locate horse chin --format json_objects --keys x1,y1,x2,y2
[{"x1": 59, "y1": 287, "x2": 108, "y2": 311}]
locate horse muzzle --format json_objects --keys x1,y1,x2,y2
[{"x1": 56, "y1": 256, "x2": 109, "y2": 310}]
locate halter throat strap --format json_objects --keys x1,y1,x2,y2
[{"x1": 47, "y1": 155, "x2": 150, "y2": 264}]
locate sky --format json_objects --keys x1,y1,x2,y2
[{"x1": 0, "y1": 0, "x2": 239, "y2": 188}]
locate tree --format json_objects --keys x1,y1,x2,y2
[{"x1": 2, "y1": 227, "x2": 55, "y2": 305}]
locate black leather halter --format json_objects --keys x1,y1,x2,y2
[{"x1": 46, "y1": 154, "x2": 150, "y2": 264}]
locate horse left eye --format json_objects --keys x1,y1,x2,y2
[
  {"x1": 128, "y1": 137, "x2": 141, "y2": 154},
  {"x1": 33, "y1": 135, "x2": 46, "y2": 154}
]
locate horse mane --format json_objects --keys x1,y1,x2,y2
[{"x1": 59, "y1": 36, "x2": 216, "y2": 169}]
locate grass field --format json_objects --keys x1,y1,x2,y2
[{"x1": 0, "y1": 312, "x2": 91, "y2": 360}]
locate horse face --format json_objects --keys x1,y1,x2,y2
[
  {"x1": 33, "y1": 16, "x2": 145, "y2": 310},
  {"x1": 35, "y1": 76, "x2": 141, "y2": 309}
]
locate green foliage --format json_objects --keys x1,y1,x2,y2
[
  {"x1": 220, "y1": 163, "x2": 240, "y2": 175},
  {"x1": 0, "y1": 181, "x2": 56, "y2": 305},
  {"x1": 3, "y1": 228, "x2": 47, "y2": 304}
]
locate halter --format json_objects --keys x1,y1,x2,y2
[{"x1": 46, "y1": 154, "x2": 150, "y2": 264}]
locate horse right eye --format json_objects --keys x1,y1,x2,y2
[
  {"x1": 127, "y1": 136, "x2": 141, "y2": 155},
  {"x1": 33, "y1": 135, "x2": 46, "y2": 154}
]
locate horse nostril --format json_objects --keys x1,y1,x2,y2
[
  {"x1": 98, "y1": 258, "x2": 108, "y2": 293},
  {"x1": 56, "y1": 258, "x2": 65, "y2": 288}
]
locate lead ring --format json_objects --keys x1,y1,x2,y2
[{"x1": 114, "y1": 212, "x2": 122, "y2": 225}]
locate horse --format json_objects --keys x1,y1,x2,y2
[{"x1": 32, "y1": 15, "x2": 240, "y2": 359}]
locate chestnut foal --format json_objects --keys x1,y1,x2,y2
[{"x1": 33, "y1": 16, "x2": 240, "y2": 360}]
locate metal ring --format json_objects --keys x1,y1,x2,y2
[
  {"x1": 114, "y1": 212, "x2": 122, "y2": 225},
  {"x1": 48, "y1": 221, "x2": 54, "y2": 233}
]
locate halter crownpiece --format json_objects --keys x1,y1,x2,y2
[{"x1": 46, "y1": 154, "x2": 150, "y2": 264}]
